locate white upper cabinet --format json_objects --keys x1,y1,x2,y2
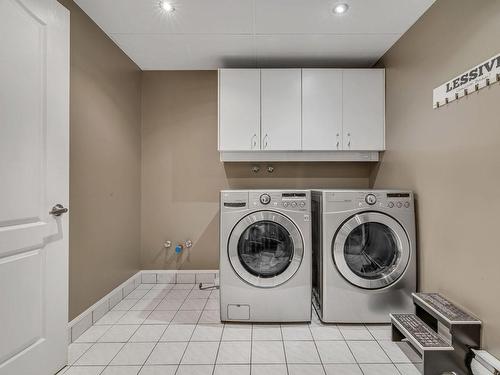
[
  {"x1": 218, "y1": 69, "x2": 261, "y2": 151},
  {"x1": 343, "y1": 69, "x2": 385, "y2": 151},
  {"x1": 217, "y1": 68, "x2": 385, "y2": 161},
  {"x1": 302, "y1": 69, "x2": 342, "y2": 151},
  {"x1": 261, "y1": 69, "x2": 302, "y2": 151}
]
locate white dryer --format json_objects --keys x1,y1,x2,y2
[
  {"x1": 220, "y1": 190, "x2": 312, "y2": 322},
  {"x1": 312, "y1": 190, "x2": 416, "y2": 323}
]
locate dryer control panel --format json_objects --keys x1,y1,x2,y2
[
  {"x1": 249, "y1": 191, "x2": 309, "y2": 211},
  {"x1": 324, "y1": 191, "x2": 413, "y2": 212}
]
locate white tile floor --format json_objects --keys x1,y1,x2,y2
[{"x1": 60, "y1": 284, "x2": 422, "y2": 375}]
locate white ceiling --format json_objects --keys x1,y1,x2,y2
[{"x1": 74, "y1": 0, "x2": 435, "y2": 70}]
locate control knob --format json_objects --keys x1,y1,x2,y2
[
  {"x1": 365, "y1": 194, "x2": 377, "y2": 205},
  {"x1": 260, "y1": 194, "x2": 271, "y2": 205}
]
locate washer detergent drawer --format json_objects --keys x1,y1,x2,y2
[{"x1": 227, "y1": 304, "x2": 250, "y2": 320}]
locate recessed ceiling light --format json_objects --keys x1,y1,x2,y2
[
  {"x1": 333, "y1": 3, "x2": 349, "y2": 15},
  {"x1": 160, "y1": 1, "x2": 175, "y2": 13}
]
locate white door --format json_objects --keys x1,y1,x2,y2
[
  {"x1": 0, "y1": 0, "x2": 69, "y2": 374},
  {"x1": 261, "y1": 69, "x2": 302, "y2": 151},
  {"x1": 218, "y1": 69, "x2": 261, "y2": 151},
  {"x1": 343, "y1": 69, "x2": 385, "y2": 151},
  {"x1": 302, "y1": 69, "x2": 343, "y2": 150}
]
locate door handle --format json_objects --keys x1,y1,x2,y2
[{"x1": 50, "y1": 204, "x2": 68, "y2": 217}]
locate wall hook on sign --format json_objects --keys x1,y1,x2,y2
[{"x1": 433, "y1": 52, "x2": 500, "y2": 108}]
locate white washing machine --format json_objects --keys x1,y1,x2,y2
[
  {"x1": 220, "y1": 190, "x2": 312, "y2": 322},
  {"x1": 312, "y1": 190, "x2": 416, "y2": 323}
]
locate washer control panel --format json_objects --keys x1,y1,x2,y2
[
  {"x1": 354, "y1": 192, "x2": 413, "y2": 210},
  {"x1": 249, "y1": 191, "x2": 309, "y2": 211}
]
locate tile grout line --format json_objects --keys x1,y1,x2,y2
[
  {"x1": 307, "y1": 320, "x2": 327, "y2": 375},
  {"x1": 279, "y1": 324, "x2": 290, "y2": 375}
]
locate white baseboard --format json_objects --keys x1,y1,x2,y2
[{"x1": 68, "y1": 269, "x2": 219, "y2": 343}]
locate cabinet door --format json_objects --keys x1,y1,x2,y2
[
  {"x1": 218, "y1": 69, "x2": 260, "y2": 151},
  {"x1": 261, "y1": 69, "x2": 302, "y2": 151},
  {"x1": 302, "y1": 69, "x2": 342, "y2": 150},
  {"x1": 343, "y1": 69, "x2": 385, "y2": 151}
]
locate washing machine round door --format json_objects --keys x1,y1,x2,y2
[
  {"x1": 228, "y1": 211, "x2": 304, "y2": 288},
  {"x1": 332, "y1": 212, "x2": 411, "y2": 289}
]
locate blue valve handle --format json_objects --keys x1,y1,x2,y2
[{"x1": 175, "y1": 245, "x2": 183, "y2": 254}]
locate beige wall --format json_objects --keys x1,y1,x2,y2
[
  {"x1": 141, "y1": 71, "x2": 371, "y2": 270},
  {"x1": 373, "y1": 0, "x2": 500, "y2": 355},
  {"x1": 59, "y1": 0, "x2": 142, "y2": 320}
]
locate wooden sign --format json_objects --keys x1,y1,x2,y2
[{"x1": 433, "y1": 53, "x2": 500, "y2": 108}]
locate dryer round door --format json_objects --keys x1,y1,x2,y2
[
  {"x1": 332, "y1": 212, "x2": 410, "y2": 289},
  {"x1": 228, "y1": 210, "x2": 304, "y2": 288}
]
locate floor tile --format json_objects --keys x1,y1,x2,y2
[
  {"x1": 130, "y1": 324, "x2": 167, "y2": 342},
  {"x1": 161, "y1": 324, "x2": 196, "y2": 341},
  {"x1": 199, "y1": 310, "x2": 221, "y2": 324},
  {"x1": 251, "y1": 364, "x2": 287, "y2": 375},
  {"x1": 64, "y1": 367, "x2": 105, "y2": 375},
  {"x1": 68, "y1": 343, "x2": 92, "y2": 364},
  {"x1": 112, "y1": 299, "x2": 138, "y2": 311},
  {"x1": 144, "y1": 310, "x2": 176, "y2": 325},
  {"x1": 181, "y1": 299, "x2": 208, "y2": 311},
  {"x1": 251, "y1": 340, "x2": 285, "y2": 364},
  {"x1": 138, "y1": 365, "x2": 177, "y2": 375},
  {"x1": 395, "y1": 363, "x2": 423, "y2": 375},
  {"x1": 324, "y1": 364, "x2": 363, "y2": 375},
  {"x1": 117, "y1": 310, "x2": 150, "y2": 325},
  {"x1": 316, "y1": 341, "x2": 356, "y2": 364},
  {"x1": 209, "y1": 291, "x2": 219, "y2": 300},
  {"x1": 379, "y1": 341, "x2": 420, "y2": 363},
  {"x1": 172, "y1": 310, "x2": 202, "y2": 324},
  {"x1": 284, "y1": 341, "x2": 320, "y2": 364},
  {"x1": 110, "y1": 342, "x2": 155, "y2": 365},
  {"x1": 75, "y1": 343, "x2": 124, "y2": 366},
  {"x1": 173, "y1": 284, "x2": 195, "y2": 290},
  {"x1": 214, "y1": 364, "x2": 250, "y2": 375},
  {"x1": 95, "y1": 311, "x2": 127, "y2": 325},
  {"x1": 282, "y1": 324, "x2": 313, "y2": 340},
  {"x1": 126, "y1": 289, "x2": 149, "y2": 299},
  {"x1": 155, "y1": 299, "x2": 183, "y2": 311},
  {"x1": 191, "y1": 324, "x2": 224, "y2": 341},
  {"x1": 347, "y1": 341, "x2": 390, "y2": 364},
  {"x1": 143, "y1": 290, "x2": 169, "y2": 299},
  {"x1": 252, "y1": 324, "x2": 282, "y2": 341},
  {"x1": 187, "y1": 290, "x2": 212, "y2": 299},
  {"x1": 101, "y1": 366, "x2": 141, "y2": 375},
  {"x1": 216, "y1": 341, "x2": 251, "y2": 364},
  {"x1": 366, "y1": 325, "x2": 392, "y2": 341},
  {"x1": 288, "y1": 364, "x2": 326, "y2": 375},
  {"x1": 98, "y1": 325, "x2": 139, "y2": 343},
  {"x1": 310, "y1": 325, "x2": 343, "y2": 341},
  {"x1": 222, "y1": 324, "x2": 252, "y2": 341},
  {"x1": 75, "y1": 325, "x2": 112, "y2": 343},
  {"x1": 176, "y1": 364, "x2": 214, "y2": 375},
  {"x1": 338, "y1": 325, "x2": 373, "y2": 340},
  {"x1": 168, "y1": 290, "x2": 191, "y2": 299},
  {"x1": 358, "y1": 363, "x2": 400, "y2": 375},
  {"x1": 182, "y1": 341, "x2": 219, "y2": 364},
  {"x1": 147, "y1": 342, "x2": 188, "y2": 365},
  {"x1": 131, "y1": 299, "x2": 162, "y2": 311},
  {"x1": 203, "y1": 299, "x2": 220, "y2": 310}
]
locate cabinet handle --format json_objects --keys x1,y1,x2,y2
[
  {"x1": 347, "y1": 133, "x2": 351, "y2": 148},
  {"x1": 263, "y1": 134, "x2": 269, "y2": 149},
  {"x1": 336, "y1": 133, "x2": 340, "y2": 149},
  {"x1": 251, "y1": 134, "x2": 257, "y2": 149}
]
